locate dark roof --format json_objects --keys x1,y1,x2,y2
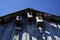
[{"x1": 0, "y1": 8, "x2": 60, "y2": 25}]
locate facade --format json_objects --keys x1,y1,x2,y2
[{"x1": 0, "y1": 8, "x2": 60, "y2": 40}]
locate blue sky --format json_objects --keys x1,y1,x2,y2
[{"x1": 0, "y1": 0, "x2": 60, "y2": 16}]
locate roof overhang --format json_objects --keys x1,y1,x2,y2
[{"x1": 0, "y1": 8, "x2": 60, "y2": 25}]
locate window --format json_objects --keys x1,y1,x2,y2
[
  {"x1": 16, "y1": 16, "x2": 22, "y2": 27},
  {"x1": 27, "y1": 12, "x2": 33, "y2": 17},
  {"x1": 29, "y1": 12, "x2": 32, "y2": 15},
  {"x1": 38, "y1": 17, "x2": 41, "y2": 19},
  {"x1": 16, "y1": 16, "x2": 21, "y2": 20}
]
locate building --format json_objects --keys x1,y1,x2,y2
[{"x1": 0, "y1": 8, "x2": 60, "y2": 40}]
